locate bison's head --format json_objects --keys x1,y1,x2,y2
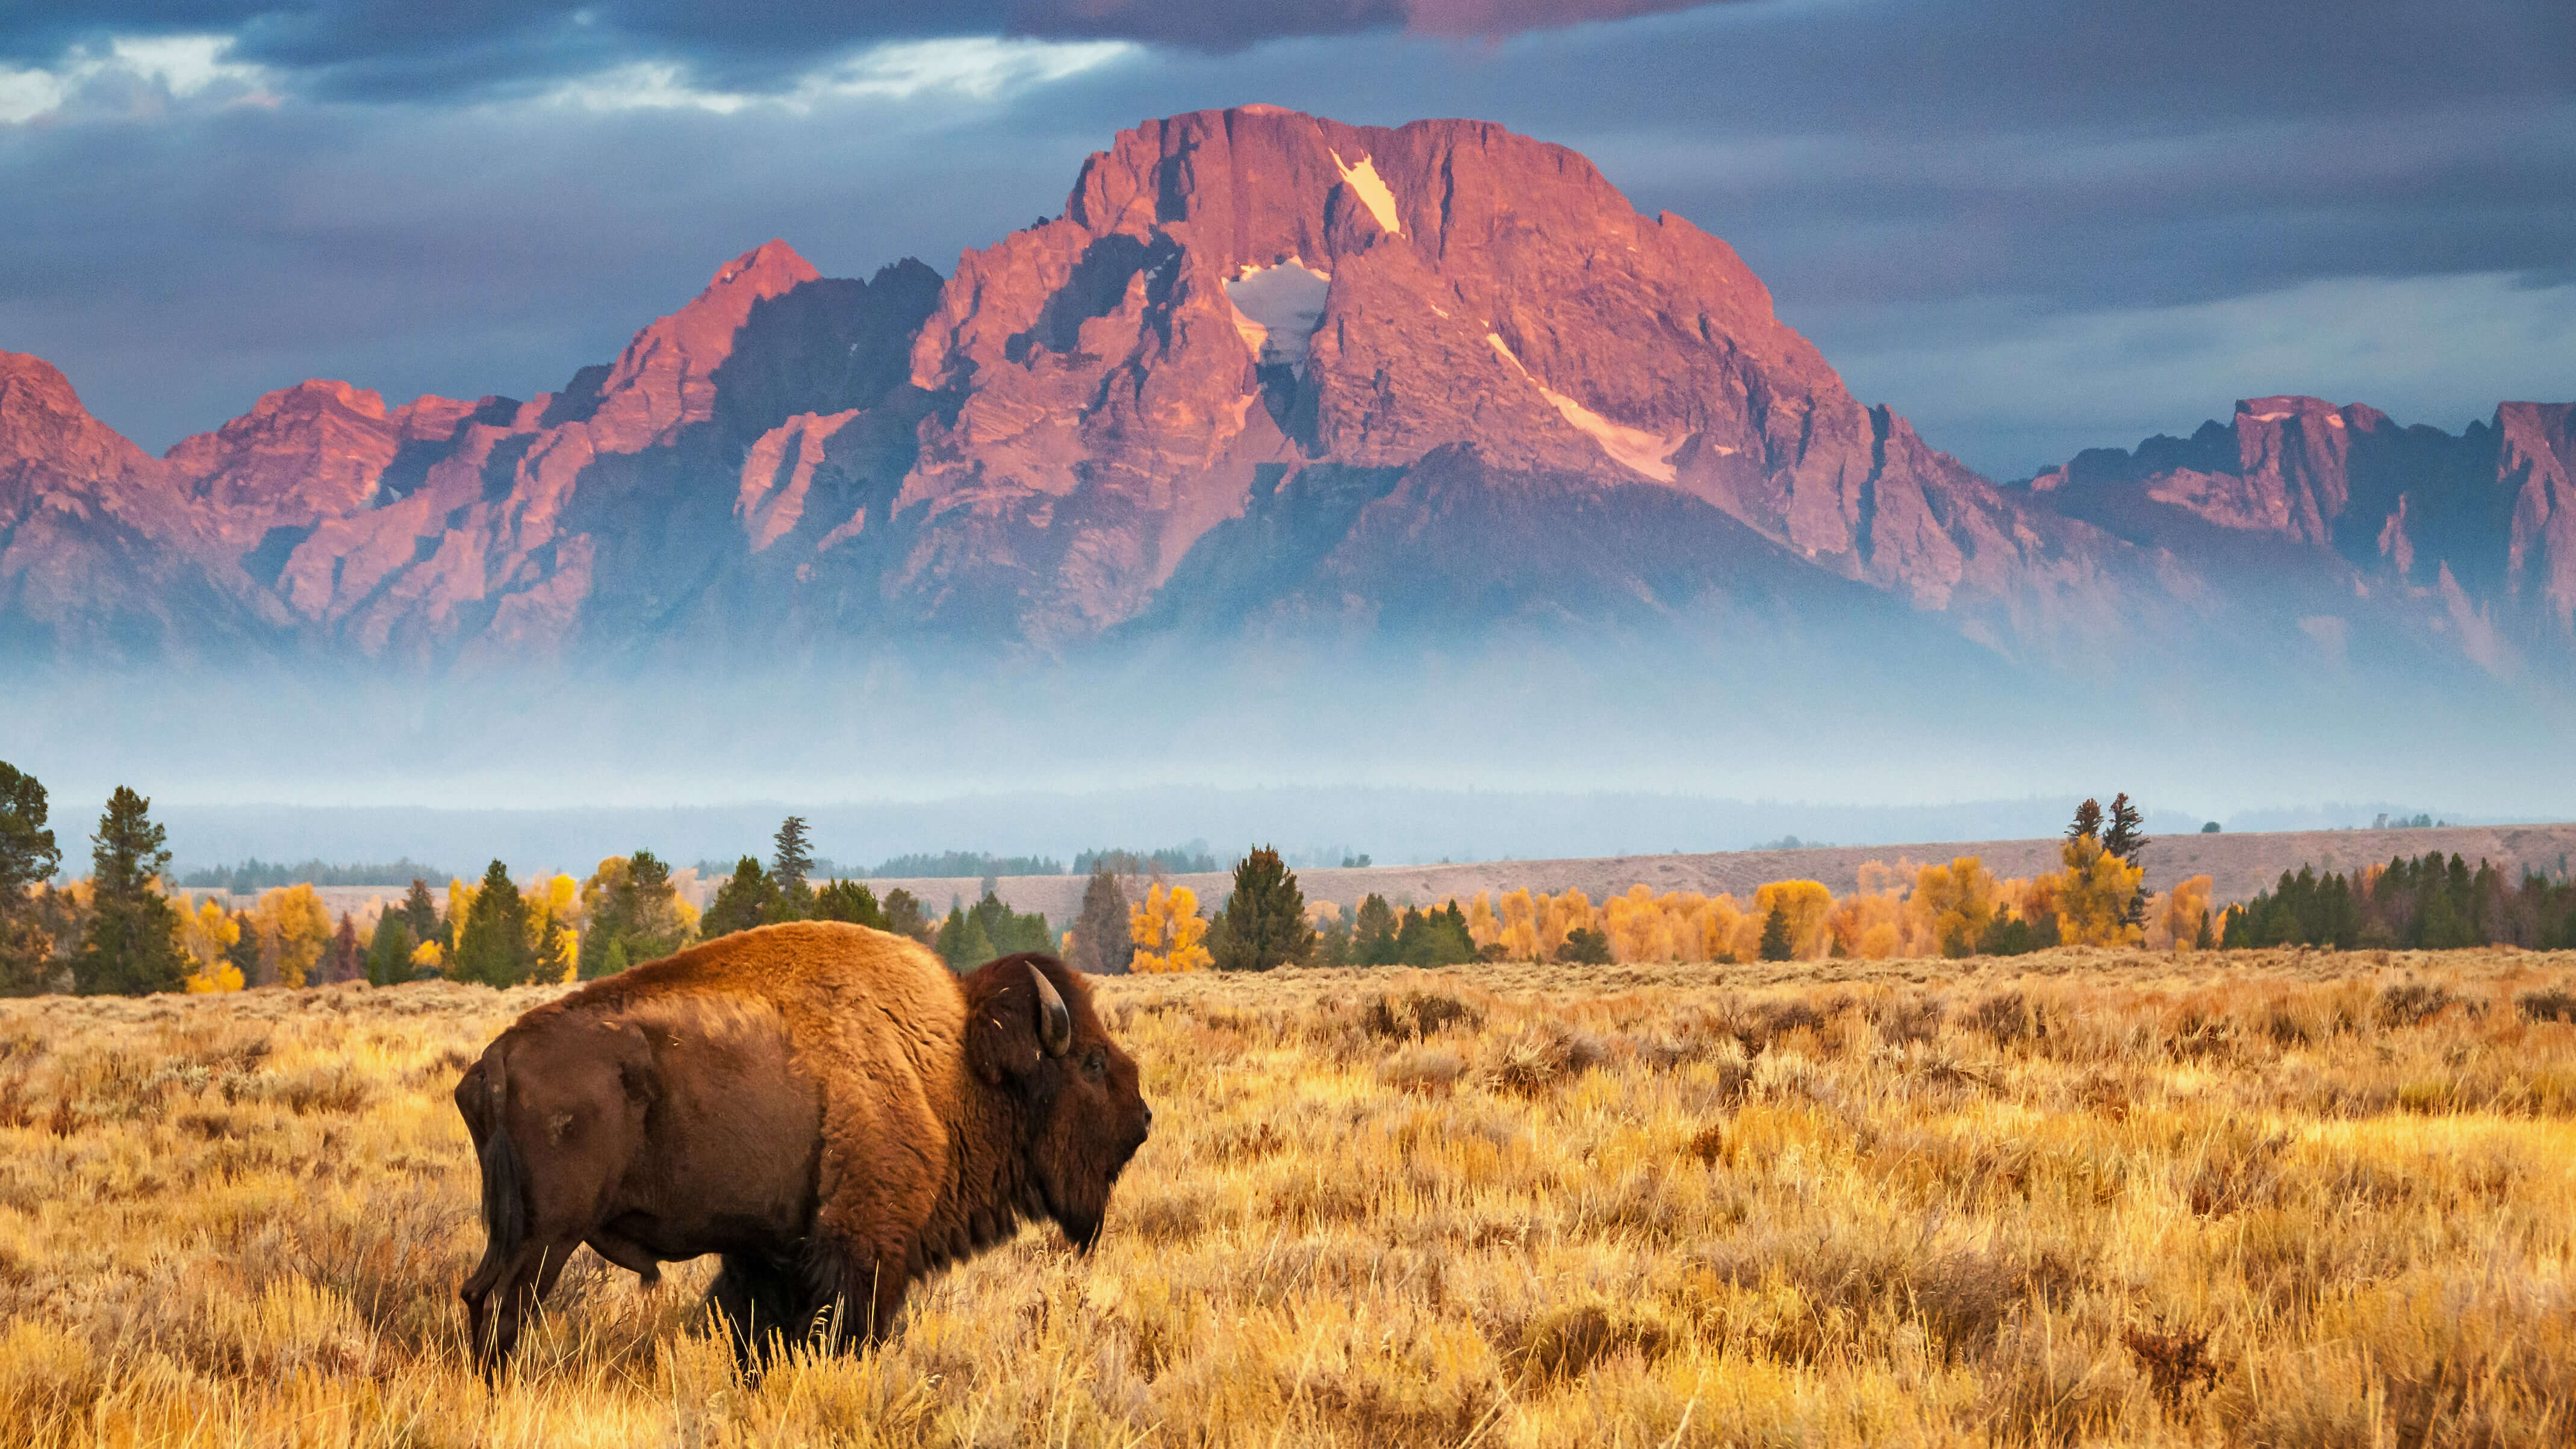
[{"x1": 965, "y1": 952, "x2": 1151, "y2": 1250}]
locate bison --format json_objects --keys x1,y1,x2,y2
[{"x1": 453, "y1": 923, "x2": 1152, "y2": 1368}]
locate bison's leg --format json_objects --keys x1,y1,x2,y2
[
  {"x1": 708, "y1": 1252, "x2": 808, "y2": 1365},
  {"x1": 805, "y1": 1234, "x2": 914, "y2": 1353},
  {"x1": 464, "y1": 1236, "x2": 583, "y2": 1373}
]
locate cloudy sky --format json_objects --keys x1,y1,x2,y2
[{"x1": 3, "y1": 0, "x2": 2569, "y2": 480}]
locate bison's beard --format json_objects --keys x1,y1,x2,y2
[{"x1": 1037, "y1": 1137, "x2": 1139, "y2": 1254}]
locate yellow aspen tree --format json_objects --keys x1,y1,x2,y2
[
  {"x1": 1466, "y1": 893, "x2": 1500, "y2": 951},
  {"x1": 528, "y1": 873, "x2": 580, "y2": 982},
  {"x1": 1911, "y1": 856, "x2": 1999, "y2": 956},
  {"x1": 1538, "y1": 889, "x2": 1593, "y2": 958},
  {"x1": 1498, "y1": 888, "x2": 1540, "y2": 961},
  {"x1": 1130, "y1": 883, "x2": 1210, "y2": 974},
  {"x1": 1706, "y1": 895, "x2": 1754, "y2": 961},
  {"x1": 253, "y1": 883, "x2": 332, "y2": 988},
  {"x1": 2159, "y1": 874, "x2": 2214, "y2": 950},
  {"x1": 2056, "y1": 836, "x2": 2145, "y2": 947},
  {"x1": 1752, "y1": 880, "x2": 1834, "y2": 959},
  {"x1": 180, "y1": 898, "x2": 244, "y2": 992}
]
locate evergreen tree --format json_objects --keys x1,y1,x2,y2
[
  {"x1": 578, "y1": 849, "x2": 690, "y2": 976},
  {"x1": 365, "y1": 910, "x2": 414, "y2": 987},
  {"x1": 880, "y1": 888, "x2": 931, "y2": 942},
  {"x1": 2067, "y1": 798, "x2": 2103, "y2": 844},
  {"x1": 700, "y1": 855, "x2": 776, "y2": 940},
  {"x1": 965, "y1": 890, "x2": 1052, "y2": 956},
  {"x1": 317, "y1": 912, "x2": 361, "y2": 985},
  {"x1": 0, "y1": 761, "x2": 63, "y2": 992},
  {"x1": 2101, "y1": 793, "x2": 2147, "y2": 864},
  {"x1": 813, "y1": 879, "x2": 885, "y2": 928},
  {"x1": 770, "y1": 816, "x2": 815, "y2": 921},
  {"x1": 75, "y1": 786, "x2": 187, "y2": 996},
  {"x1": 1210, "y1": 846, "x2": 1313, "y2": 972},
  {"x1": 222, "y1": 909, "x2": 262, "y2": 986},
  {"x1": 1310, "y1": 913, "x2": 1352, "y2": 968},
  {"x1": 1352, "y1": 894, "x2": 1400, "y2": 967},
  {"x1": 0, "y1": 761, "x2": 59, "y2": 900},
  {"x1": 1558, "y1": 926, "x2": 1613, "y2": 964},
  {"x1": 1069, "y1": 866, "x2": 1134, "y2": 975},
  {"x1": 400, "y1": 877, "x2": 441, "y2": 946},
  {"x1": 1393, "y1": 902, "x2": 1475, "y2": 968},
  {"x1": 1757, "y1": 905, "x2": 1795, "y2": 962},
  {"x1": 2101, "y1": 793, "x2": 2149, "y2": 926},
  {"x1": 936, "y1": 904, "x2": 995, "y2": 970},
  {"x1": 452, "y1": 860, "x2": 537, "y2": 988}
]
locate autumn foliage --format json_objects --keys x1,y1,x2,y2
[{"x1": 1130, "y1": 882, "x2": 1212, "y2": 974}]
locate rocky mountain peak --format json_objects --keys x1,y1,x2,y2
[
  {"x1": 579, "y1": 239, "x2": 826, "y2": 452},
  {"x1": 0, "y1": 351, "x2": 157, "y2": 484}
]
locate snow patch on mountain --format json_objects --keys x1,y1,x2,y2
[
  {"x1": 1331, "y1": 150, "x2": 1402, "y2": 235},
  {"x1": 1225, "y1": 258, "x2": 1332, "y2": 370},
  {"x1": 1486, "y1": 333, "x2": 1681, "y2": 483}
]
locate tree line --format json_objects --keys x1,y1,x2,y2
[
  {"x1": 12, "y1": 765, "x2": 2565, "y2": 999},
  {"x1": 2218, "y1": 852, "x2": 2576, "y2": 951}
]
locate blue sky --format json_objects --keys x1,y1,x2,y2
[{"x1": 3, "y1": 0, "x2": 2569, "y2": 479}]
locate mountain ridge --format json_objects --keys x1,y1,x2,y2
[{"x1": 2, "y1": 106, "x2": 2569, "y2": 699}]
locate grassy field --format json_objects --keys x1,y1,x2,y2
[{"x1": 1, "y1": 947, "x2": 2572, "y2": 1447}]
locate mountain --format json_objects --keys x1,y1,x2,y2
[
  {"x1": 2028, "y1": 396, "x2": 2576, "y2": 674},
  {"x1": 1, "y1": 105, "x2": 2567, "y2": 702}
]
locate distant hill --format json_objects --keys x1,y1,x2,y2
[{"x1": 857, "y1": 821, "x2": 2576, "y2": 921}]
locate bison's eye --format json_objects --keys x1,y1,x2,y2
[{"x1": 1084, "y1": 1048, "x2": 1107, "y2": 1078}]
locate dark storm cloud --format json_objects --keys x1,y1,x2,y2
[
  {"x1": 2, "y1": 0, "x2": 1729, "y2": 98},
  {"x1": 0, "y1": 0, "x2": 2568, "y2": 476}
]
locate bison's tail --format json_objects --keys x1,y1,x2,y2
[{"x1": 467, "y1": 1053, "x2": 530, "y2": 1293}]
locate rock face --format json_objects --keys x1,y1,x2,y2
[
  {"x1": 0, "y1": 106, "x2": 2568, "y2": 695},
  {"x1": 2031, "y1": 397, "x2": 2576, "y2": 665}
]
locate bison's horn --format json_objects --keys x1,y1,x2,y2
[{"x1": 1029, "y1": 961, "x2": 1074, "y2": 1058}]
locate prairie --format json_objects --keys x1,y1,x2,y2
[{"x1": 0, "y1": 946, "x2": 2572, "y2": 1447}]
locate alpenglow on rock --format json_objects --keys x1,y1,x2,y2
[{"x1": 0, "y1": 107, "x2": 2569, "y2": 694}]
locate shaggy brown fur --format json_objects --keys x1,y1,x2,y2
[{"x1": 453, "y1": 923, "x2": 1151, "y2": 1368}]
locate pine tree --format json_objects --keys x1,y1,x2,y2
[
  {"x1": 317, "y1": 912, "x2": 361, "y2": 985},
  {"x1": 936, "y1": 904, "x2": 994, "y2": 970},
  {"x1": 1394, "y1": 901, "x2": 1474, "y2": 968},
  {"x1": 1069, "y1": 866, "x2": 1134, "y2": 975},
  {"x1": 1210, "y1": 846, "x2": 1312, "y2": 972},
  {"x1": 880, "y1": 888, "x2": 931, "y2": 942},
  {"x1": 2101, "y1": 792, "x2": 2149, "y2": 927},
  {"x1": 701, "y1": 856, "x2": 776, "y2": 940},
  {"x1": 1352, "y1": 894, "x2": 1399, "y2": 967},
  {"x1": 770, "y1": 816, "x2": 815, "y2": 921},
  {"x1": 2101, "y1": 793, "x2": 2147, "y2": 864},
  {"x1": 75, "y1": 786, "x2": 187, "y2": 996},
  {"x1": 2067, "y1": 798, "x2": 2103, "y2": 844},
  {"x1": 401, "y1": 878, "x2": 440, "y2": 946},
  {"x1": 1559, "y1": 926, "x2": 1614, "y2": 964},
  {"x1": 452, "y1": 860, "x2": 537, "y2": 987},
  {"x1": 0, "y1": 761, "x2": 63, "y2": 992},
  {"x1": 365, "y1": 910, "x2": 414, "y2": 986},
  {"x1": 223, "y1": 909, "x2": 262, "y2": 986},
  {"x1": 814, "y1": 879, "x2": 885, "y2": 927},
  {"x1": 0, "y1": 761, "x2": 59, "y2": 901},
  {"x1": 1758, "y1": 905, "x2": 1795, "y2": 962}
]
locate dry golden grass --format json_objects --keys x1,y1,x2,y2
[{"x1": 1, "y1": 946, "x2": 2572, "y2": 1447}]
